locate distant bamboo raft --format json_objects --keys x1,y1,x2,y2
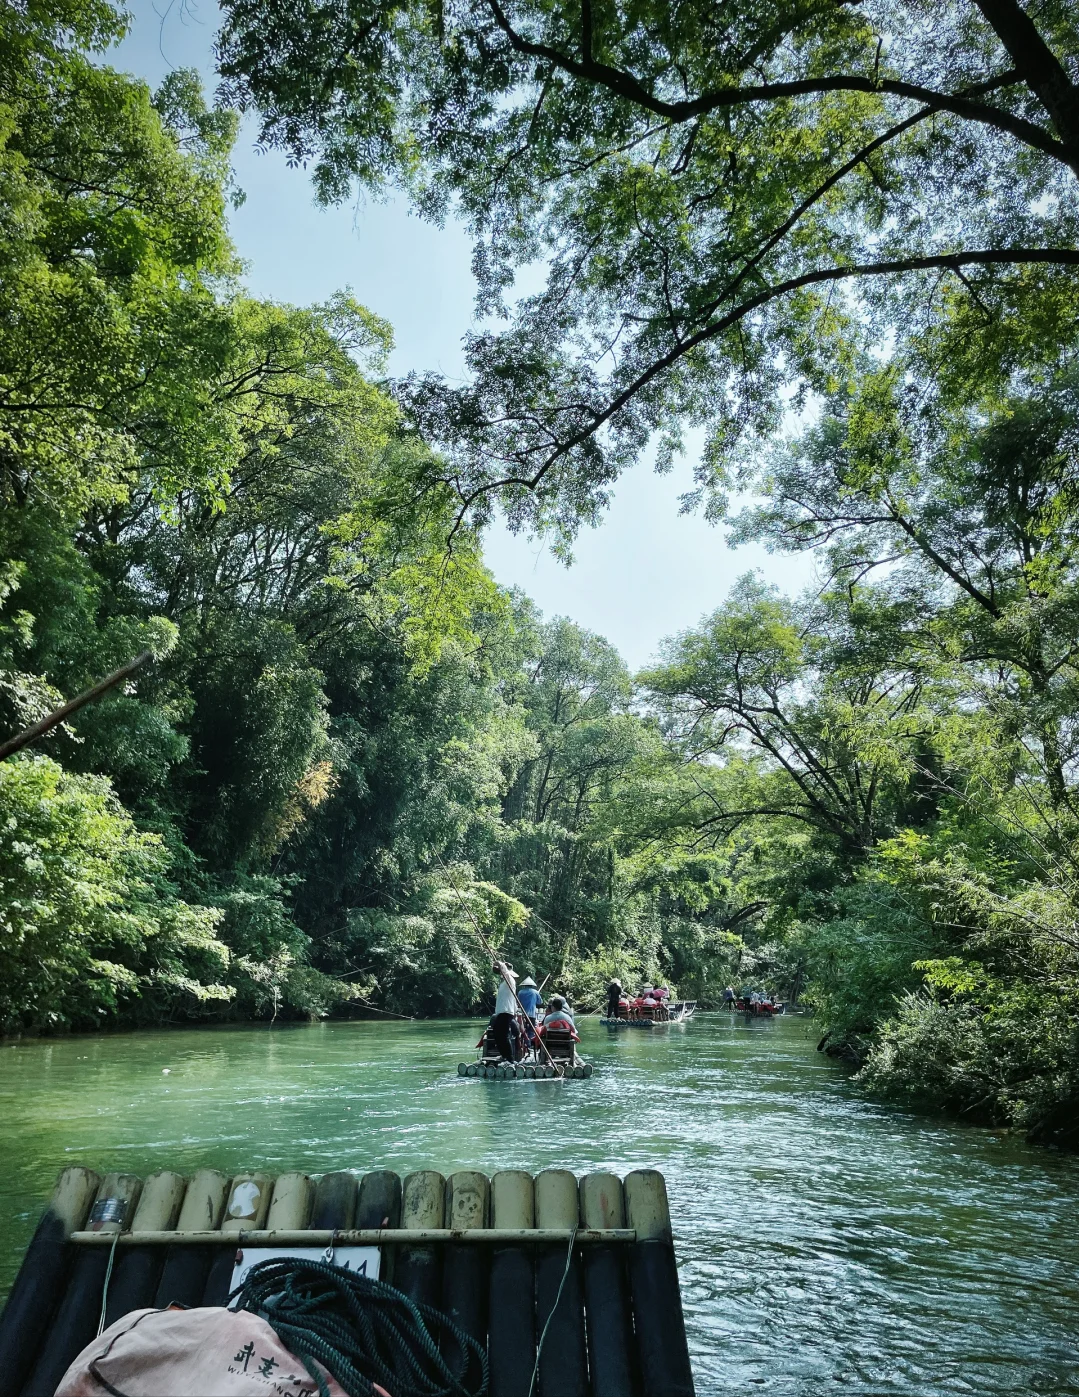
[{"x1": 0, "y1": 1164, "x2": 695, "y2": 1397}]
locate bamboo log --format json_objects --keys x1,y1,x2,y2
[
  {"x1": 397, "y1": 1171, "x2": 445, "y2": 1309},
  {"x1": 442, "y1": 1171, "x2": 490, "y2": 1393},
  {"x1": 535, "y1": 1169, "x2": 589, "y2": 1397},
  {"x1": 489, "y1": 1171, "x2": 536, "y2": 1397},
  {"x1": 580, "y1": 1173, "x2": 639, "y2": 1397},
  {"x1": 154, "y1": 1169, "x2": 229, "y2": 1308},
  {"x1": 0, "y1": 1166, "x2": 100, "y2": 1392},
  {"x1": 70, "y1": 1226, "x2": 635, "y2": 1245}
]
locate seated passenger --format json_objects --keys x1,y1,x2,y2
[{"x1": 540, "y1": 995, "x2": 579, "y2": 1037}]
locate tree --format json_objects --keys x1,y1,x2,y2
[
  {"x1": 1, "y1": 27, "x2": 239, "y2": 523},
  {"x1": 0, "y1": 753, "x2": 231, "y2": 1032},
  {"x1": 734, "y1": 366, "x2": 1079, "y2": 816},
  {"x1": 641, "y1": 574, "x2": 939, "y2": 854},
  {"x1": 490, "y1": 608, "x2": 653, "y2": 947},
  {"x1": 0, "y1": 8, "x2": 516, "y2": 1028},
  {"x1": 217, "y1": 0, "x2": 1079, "y2": 535}
]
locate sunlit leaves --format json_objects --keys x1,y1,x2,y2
[{"x1": 217, "y1": 0, "x2": 1078, "y2": 532}]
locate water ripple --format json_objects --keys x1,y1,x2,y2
[{"x1": 2, "y1": 1015, "x2": 1078, "y2": 1393}]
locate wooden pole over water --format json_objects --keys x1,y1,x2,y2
[{"x1": 0, "y1": 651, "x2": 152, "y2": 762}]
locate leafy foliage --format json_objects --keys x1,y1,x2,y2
[
  {"x1": 216, "y1": 0, "x2": 1079, "y2": 538},
  {"x1": 0, "y1": 754, "x2": 230, "y2": 1032},
  {"x1": 3, "y1": 0, "x2": 1079, "y2": 1154}
]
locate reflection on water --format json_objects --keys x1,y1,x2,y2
[{"x1": 2, "y1": 1014, "x2": 1078, "y2": 1394}]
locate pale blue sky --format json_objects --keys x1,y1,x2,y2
[{"x1": 112, "y1": 0, "x2": 815, "y2": 670}]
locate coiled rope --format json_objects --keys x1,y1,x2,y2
[{"x1": 230, "y1": 1258, "x2": 489, "y2": 1397}]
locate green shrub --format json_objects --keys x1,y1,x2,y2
[{"x1": 0, "y1": 754, "x2": 230, "y2": 1031}]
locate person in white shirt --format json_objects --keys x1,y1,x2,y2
[{"x1": 491, "y1": 961, "x2": 521, "y2": 1061}]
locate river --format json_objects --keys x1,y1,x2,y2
[{"x1": 2, "y1": 1013, "x2": 1078, "y2": 1394}]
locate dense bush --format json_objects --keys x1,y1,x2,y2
[{"x1": 0, "y1": 755, "x2": 229, "y2": 1032}]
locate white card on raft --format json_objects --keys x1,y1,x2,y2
[{"x1": 229, "y1": 1245, "x2": 381, "y2": 1292}]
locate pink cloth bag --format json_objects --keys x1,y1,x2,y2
[{"x1": 54, "y1": 1305, "x2": 352, "y2": 1397}]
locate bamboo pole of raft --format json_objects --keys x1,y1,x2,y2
[
  {"x1": 624, "y1": 1170, "x2": 695, "y2": 1397},
  {"x1": 355, "y1": 1169, "x2": 402, "y2": 1284},
  {"x1": 221, "y1": 1172, "x2": 315, "y2": 1304},
  {"x1": 22, "y1": 1171, "x2": 143, "y2": 1397},
  {"x1": 535, "y1": 1169, "x2": 589, "y2": 1397},
  {"x1": 69, "y1": 1226, "x2": 636, "y2": 1244},
  {"x1": 311, "y1": 1170, "x2": 357, "y2": 1230},
  {"x1": 396, "y1": 1171, "x2": 446, "y2": 1308},
  {"x1": 0, "y1": 1165, "x2": 101, "y2": 1393},
  {"x1": 440, "y1": 1170, "x2": 490, "y2": 1391},
  {"x1": 154, "y1": 1169, "x2": 229, "y2": 1308},
  {"x1": 267, "y1": 1172, "x2": 316, "y2": 1231},
  {"x1": 201, "y1": 1172, "x2": 274, "y2": 1304},
  {"x1": 579, "y1": 1172, "x2": 638, "y2": 1397},
  {"x1": 489, "y1": 1171, "x2": 536, "y2": 1396},
  {"x1": 102, "y1": 1169, "x2": 186, "y2": 1328}
]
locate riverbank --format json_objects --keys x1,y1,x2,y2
[{"x1": 3, "y1": 1014, "x2": 1078, "y2": 1392}]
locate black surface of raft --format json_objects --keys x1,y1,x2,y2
[
  {"x1": 0, "y1": 1201, "x2": 78, "y2": 1394},
  {"x1": 23, "y1": 1236, "x2": 124, "y2": 1395},
  {"x1": 537, "y1": 1237, "x2": 589, "y2": 1397},
  {"x1": 1, "y1": 1165, "x2": 695, "y2": 1396}
]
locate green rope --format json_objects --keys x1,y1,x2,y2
[{"x1": 229, "y1": 1258, "x2": 489, "y2": 1397}]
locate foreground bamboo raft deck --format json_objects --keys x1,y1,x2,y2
[{"x1": 0, "y1": 1164, "x2": 695, "y2": 1396}]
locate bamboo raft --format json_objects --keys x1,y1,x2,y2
[{"x1": 0, "y1": 1164, "x2": 695, "y2": 1396}]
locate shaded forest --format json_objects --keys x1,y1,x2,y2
[{"x1": 2, "y1": 0, "x2": 1078, "y2": 1146}]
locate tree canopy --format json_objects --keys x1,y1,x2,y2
[{"x1": 217, "y1": 0, "x2": 1079, "y2": 535}]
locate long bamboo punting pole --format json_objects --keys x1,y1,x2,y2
[{"x1": 0, "y1": 651, "x2": 153, "y2": 762}]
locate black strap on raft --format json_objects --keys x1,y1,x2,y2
[{"x1": 230, "y1": 1257, "x2": 489, "y2": 1397}]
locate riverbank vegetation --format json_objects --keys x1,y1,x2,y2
[{"x1": 2, "y1": 0, "x2": 1078, "y2": 1144}]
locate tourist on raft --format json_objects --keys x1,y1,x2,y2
[
  {"x1": 491, "y1": 961, "x2": 522, "y2": 1061},
  {"x1": 539, "y1": 995, "x2": 579, "y2": 1040}
]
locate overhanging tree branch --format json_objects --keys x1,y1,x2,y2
[
  {"x1": 0, "y1": 651, "x2": 153, "y2": 762},
  {"x1": 971, "y1": 0, "x2": 1079, "y2": 156},
  {"x1": 485, "y1": 0, "x2": 1073, "y2": 168},
  {"x1": 447, "y1": 246, "x2": 1079, "y2": 516}
]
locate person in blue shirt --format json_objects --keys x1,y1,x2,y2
[
  {"x1": 517, "y1": 975, "x2": 543, "y2": 1023},
  {"x1": 516, "y1": 976, "x2": 542, "y2": 1019}
]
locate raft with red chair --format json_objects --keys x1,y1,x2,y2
[
  {"x1": 458, "y1": 1006, "x2": 594, "y2": 1079},
  {"x1": 735, "y1": 997, "x2": 784, "y2": 1015}
]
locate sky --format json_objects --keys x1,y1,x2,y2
[{"x1": 111, "y1": 0, "x2": 816, "y2": 670}]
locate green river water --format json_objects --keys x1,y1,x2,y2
[{"x1": 2, "y1": 1012, "x2": 1078, "y2": 1394}]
